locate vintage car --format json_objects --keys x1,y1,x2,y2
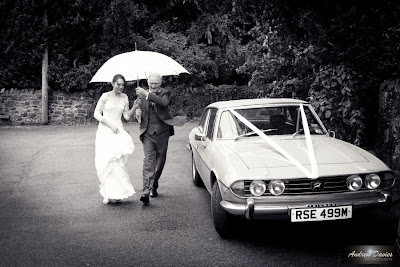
[{"x1": 188, "y1": 98, "x2": 396, "y2": 237}]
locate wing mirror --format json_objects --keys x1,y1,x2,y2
[{"x1": 195, "y1": 133, "x2": 206, "y2": 141}]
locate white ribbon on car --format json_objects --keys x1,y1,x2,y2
[{"x1": 229, "y1": 104, "x2": 319, "y2": 179}]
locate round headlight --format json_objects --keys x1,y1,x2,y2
[
  {"x1": 231, "y1": 180, "x2": 246, "y2": 196},
  {"x1": 383, "y1": 172, "x2": 395, "y2": 188},
  {"x1": 365, "y1": 174, "x2": 381, "y2": 189},
  {"x1": 346, "y1": 175, "x2": 363, "y2": 191},
  {"x1": 268, "y1": 180, "x2": 285, "y2": 196},
  {"x1": 249, "y1": 180, "x2": 266, "y2": 196}
]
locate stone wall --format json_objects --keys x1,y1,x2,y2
[
  {"x1": 48, "y1": 90, "x2": 98, "y2": 125},
  {"x1": 0, "y1": 88, "x2": 99, "y2": 125},
  {"x1": 0, "y1": 88, "x2": 42, "y2": 124}
]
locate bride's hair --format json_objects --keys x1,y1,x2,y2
[{"x1": 112, "y1": 74, "x2": 126, "y2": 84}]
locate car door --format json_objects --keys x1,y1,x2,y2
[
  {"x1": 191, "y1": 108, "x2": 209, "y2": 186},
  {"x1": 193, "y1": 108, "x2": 218, "y2": 192}
]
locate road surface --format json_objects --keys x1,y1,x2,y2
[{"x1": 0, "y1": 123, "x2": 398, "y2": 266}]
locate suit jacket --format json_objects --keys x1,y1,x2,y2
[{"x1": 133, "y1": 88, "x2": 175, "y2": 137}]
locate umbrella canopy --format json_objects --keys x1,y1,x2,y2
[{"x1": 89, "y1": 50, "x2": 190, "y2": 83}]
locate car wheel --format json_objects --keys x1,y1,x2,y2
[
  {"x1": 192, "y1": 153, "x2": 203, "y2": 187},
  {"x1": 211, "y1": 182, "x2": 233, "y2": 238}
]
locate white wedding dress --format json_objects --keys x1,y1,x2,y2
[{"x1": 95, "y1": 92, "x2": 135, "y2": 201}]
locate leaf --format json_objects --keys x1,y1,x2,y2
[{"x1": 325, "y1": 110, "x2": 332, "y2": 119}]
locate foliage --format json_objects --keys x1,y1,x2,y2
[
  {"x1": 46, "y1": 0, "x2": 152, "y2": 92},
  {"x1": 167, "y1": 83, "x2": 255, "y2": 119},
  {"x1": 309, "y1": 65, "x2": 366, "y2": 145},
  {"x1": 232, "y1": 0, "x2": 400, "y2": 147},
  {"x1": 376, "y1": 79, "x2": 400, "y2": 170},
  {"x1": 0, "y1": 0, "x2": 44, "y2": 88},
  {"x1": 149, "y1": 25, "x2": 218, "y2": 86}
]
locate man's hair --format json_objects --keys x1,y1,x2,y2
[{"x1": 147, "y1": 72, "x2": 162, "y2": 81}]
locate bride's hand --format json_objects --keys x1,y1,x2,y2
[{"x1": 111, "y1": 125, "x2": 119, "y2": 134}]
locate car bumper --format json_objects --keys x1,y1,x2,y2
[{"x1": 220, "y1": 190, "x2": 392, "y2": 220}]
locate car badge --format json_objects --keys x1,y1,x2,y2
[{"x1": 311, "y1": 181, "x2": 324, "y2": 191}]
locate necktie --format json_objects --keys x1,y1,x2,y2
[{"x1": 150, "y1": 90, "x2": 158, "y2": 107}]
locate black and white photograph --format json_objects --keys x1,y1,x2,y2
[{"x1": 1, "y1": 0, "x2": 400, "y2": 266}]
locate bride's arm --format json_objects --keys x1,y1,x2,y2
[
  {"x1": 94, "y1": 94, "x2": 119, "y2": 134},
  {"x1": 126, "y1": 98, "x2": 141, "y2": 122},
  {"x1": 122, "y1": 96, "x2": 131, "y2": 121}
]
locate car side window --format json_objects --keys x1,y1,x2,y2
[
  {"x1": 218, "y1": 111, "x2": 242, "y2": 138},
  {"x1": 206, "y1": 109, "x2": 217, "y2": 139},
  {"x1": 198, "y1": 109, "x2": 209, "y2": 133}
]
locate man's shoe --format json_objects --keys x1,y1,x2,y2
[
  {"x1": 150, "y1": 189, "x2": 158, "y2": 198},
  {"x1": 140, "y1": 194, "x2": 149, "y2": 204}
]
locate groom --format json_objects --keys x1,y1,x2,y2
[{"x1": 133, "y1": 72, "x2": 184, "y2": 205}]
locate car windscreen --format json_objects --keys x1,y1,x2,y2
[{"x1": 217, "y1": 105, "x2": 326, "y2": 139}]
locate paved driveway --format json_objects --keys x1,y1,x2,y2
[
  {"x1": 0, "y1": 123, "x2": 399, "y2": 266},
  {"x1": 0, "y1": 123, "x2": 209, "y2": 266}
]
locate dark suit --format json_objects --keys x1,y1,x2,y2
[{"x1": 133, "y1": 88, "x2": 174, "y2": 195}]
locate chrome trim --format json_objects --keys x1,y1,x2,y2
[
  {"x1": 220, "y1": 200, "x2": 245, "y2": 216},
  {"x1": 381, "y1": 191, "x2": 392, "y2": 209},
  {"x1": 245, "y1": 198, "x2": 255, "y2": 219},
  {"x1": 220, "y1": 191, "x2": 392, "y2": 219}
]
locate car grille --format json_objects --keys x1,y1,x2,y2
[{"x1": 244, "y1": 175, "x2": 393, "y2": 197}]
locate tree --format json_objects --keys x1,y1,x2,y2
[
  {"x1": 42, "y1": 0, "x2": 49, "y2": 124},
  {"x1": 0, "y1": 0, "x2": 44, "y2": 88}
]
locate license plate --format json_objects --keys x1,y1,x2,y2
[{"x1": 291, "y1": 206, "x2": 352, "y2": 222}]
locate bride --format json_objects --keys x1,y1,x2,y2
[{"x1": 94, "y1": 74, "x2": 137, "y2": 204}]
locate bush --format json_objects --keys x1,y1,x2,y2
[{"x1": 309, "y1": 65, "x2": 366, "y2": 145}]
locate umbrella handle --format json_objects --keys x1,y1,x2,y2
[{"x1": 135, "y1": 100, "x2": 141, "y2": 123}]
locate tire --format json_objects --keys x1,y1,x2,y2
[
  {"x1": 192, "y1": 153, "x2": 203, "y2": 187},
  {"x1": 211, "y1": 182, "x2": 233, "y2": 238}
]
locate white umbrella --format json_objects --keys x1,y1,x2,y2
[{"x1": 89, "y1": 50, "x2": 190, "y2": 83}]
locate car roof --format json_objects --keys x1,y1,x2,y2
[{"x1": 206, "y1": 98, "x2": 309, "y2": 109}]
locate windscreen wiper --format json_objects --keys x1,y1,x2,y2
[{"x1": 292, "y1": 128, "x2": 304, "y2": 138}]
